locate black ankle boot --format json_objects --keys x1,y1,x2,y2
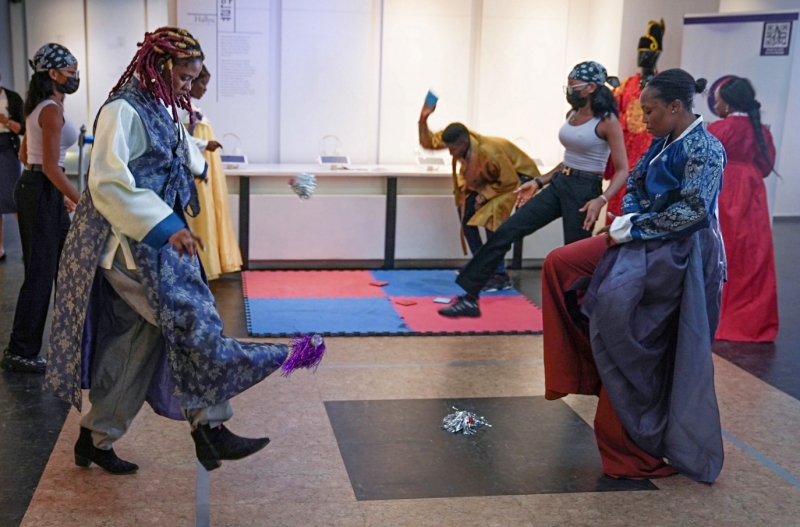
[
  {"x1": 0, "y1": 349, "x2": 46, "y2": 373},
  {"x1": 74, "y1": 427, "x2": 139, "y2": 475},
  {"x1": 191, "y1": 424, "x2": 270, "y2": 471}
]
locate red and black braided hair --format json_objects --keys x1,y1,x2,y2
[{"x1": 110, "y1": 27, "x2": 204, "y2": 122}]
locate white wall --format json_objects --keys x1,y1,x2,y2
[
  {"x1": 0, "y1": 0, "x2": 13, "y2": 88},
  {"x1": 8, "y1": 1, "x2": 27, "y2": 95},
  {"x1": 378, "y1": 0, "x2": 472, "y2": 164},
  {"x1": 617, "y1": 0, "x2": 721, "y2": 79},
  {"x1": 23, "y1": 0, "x2": 89, "y2": 129},
  {"x1": 85, "y1": 0, "x2": 147, "y2": 125},
  {"x1": 720, "y1": 0, "x2": 799, "y2": 10},
  {"x1": 20, "y1": 0, "x2": 168, "y2": 130},
  {"x1": 280, "y1": 0, "x2": 380, "y2": 164},
  {"x1": 717, "y1": 0, "x2": 800, "y2": 216},
  {"x1": 15, "y1": 0, "x2": 795, "y2": 263},
  {"x1": 475, "y1": 1, "x2": 571, "y2": 168}
]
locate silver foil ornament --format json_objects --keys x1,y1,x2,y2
[
  {"x1": 441, "y1": 407, "x2": 492, "y2": 435},
  {"x1": 289, "y1": 173, "x2": 317, "y2": 200}
]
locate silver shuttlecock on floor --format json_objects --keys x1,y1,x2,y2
[
  {"x1": 441, "y1": 407, "x2": 492, "y2": 435},
  {"x1": 289, "y1": 173, "x2": 317, "y2": 200}
]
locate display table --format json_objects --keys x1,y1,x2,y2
[{"x1": 225, "y1": 163, "x2": 453, "y2": 269}]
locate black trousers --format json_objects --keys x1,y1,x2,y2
[
  {"x1": 459, "y1": 191, "x2": 505, "y2": 274},
  {"x1": 456, "y1": 172, "x2": 601, "y2": 296},
  {"x1": 7, "y1": 170, "x2": 71, "y2": 359}
]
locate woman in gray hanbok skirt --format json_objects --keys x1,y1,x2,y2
[{"x1": 541, "y1": 69, "x2": 726, "y2": 483}]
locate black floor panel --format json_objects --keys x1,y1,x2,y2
[{"x1": 325, "y1": 397, "x2": 657, "y2": 500}]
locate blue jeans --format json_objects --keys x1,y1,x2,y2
[{"x1": 459, "y1": 191, "x2": 506, "y2": 274}]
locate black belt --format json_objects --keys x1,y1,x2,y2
[
  {"x1": 561, "y1": 166, "x2": 603, "y2": 182},
  {"x1": 25, "y1": 164, "x2": 44, "y2": 171}
]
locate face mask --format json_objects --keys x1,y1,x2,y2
[
  {"x1": 566, "y1": 90, "x2": 588, "y2": 109},
  {"x1": 56, "y1": 76, "x2": 80, "y2": 94}
]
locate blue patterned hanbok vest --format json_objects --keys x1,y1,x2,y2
[{"x1": 45, "y1": 82, "x2": 287, "y2": 416}]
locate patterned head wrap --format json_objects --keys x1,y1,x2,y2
[
  {"x1": 29, "y1": 43, "x2": 77, "y2": 73},
  {"x1": 638, "y1": 19, "x2": 666, "y2": 52},
  {"x1": 569, "y1": 61, "x2": 620, "y2": 88}
]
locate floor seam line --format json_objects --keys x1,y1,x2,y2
[{"x1": 722, "y1": 428, "x2": 800, "y2": 489}]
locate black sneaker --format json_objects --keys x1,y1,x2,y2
[
  {"x1": 482, "y1": 273, "x2": 512, "y2": 293},
  {"x1": 438, "y1": 295, "x2": 481, "y2": 318},
  {"x1": 0, "y1": 349, "x2": 46, "y2": 373}
]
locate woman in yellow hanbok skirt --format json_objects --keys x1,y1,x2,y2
[{"x1": 180, "y1": 66, "x2": 242, "y2": 280}]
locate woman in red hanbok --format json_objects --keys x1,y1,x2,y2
[{"x1": 708, "y1": 76, "x2": 779, "y2": 342}]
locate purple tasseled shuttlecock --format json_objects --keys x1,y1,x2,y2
[{"x1": 281, "y1": 333, "x2": 326, "y2": 377}]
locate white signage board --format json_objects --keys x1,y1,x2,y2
[
  {"x1": 178, "y1": 0, "x2": 270, "y2": 161},
  {"x1": 681, "y1": 11, "x2": 798, "y2": 215}
]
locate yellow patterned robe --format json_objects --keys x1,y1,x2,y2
[
  {"x1": 185, "y1": 115, "x2": 242, "y2": 280},
  {"x1": 420, "y1": 127, "x2": 540, "y2": 232}
]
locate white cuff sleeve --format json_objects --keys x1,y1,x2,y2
[
  {"x1": 192, "y1": 136, "x2": 209, "y2": 151},
  {"x1": 609, "y1": 213, "x2": 637, "y2": 244},
  {"x1": 185, "y1": 134, "x2": 207, "y2": 175}
]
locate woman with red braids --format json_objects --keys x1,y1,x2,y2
[{"x1": 45, "y1": 28, "x2": 292, "y2": 475}]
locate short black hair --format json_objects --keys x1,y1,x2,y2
[
  {"x1": 442, "y1": 122, "x2": 469, "y2": 144},
  {"x1": 645, "y1": 68, "x2": 707, "y2": 110}
]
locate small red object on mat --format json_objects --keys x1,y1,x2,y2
[
  {"x1": 370, "y1": 281, "x2": 389, "y2": 287},
  {"x1": 394, "y1": 299, "x2": 417, "y2": 306}
]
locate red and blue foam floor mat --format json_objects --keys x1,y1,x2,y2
[{"x1": 242, "y1": 270, "x2": 543, "y2": 337}]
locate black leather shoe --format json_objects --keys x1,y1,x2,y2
[
  {"x1": 438, "y1": 295, "x2": 481, "y2": 318},
  {"x1": 191, "y1": 424, "x2": 270, "y2": 471},
  {"x1": 0, "y1": 349, "x2": 46, "y2": 373},
  {"x1": 74, "y1": 426, "x2": 139, "y2": 475}
]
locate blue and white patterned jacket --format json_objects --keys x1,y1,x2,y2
[{"x1": 615, "y1": 117, "x2": 726, "y2": 241}]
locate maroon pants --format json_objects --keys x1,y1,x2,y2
[{"x1": 542, "y1": 235, "x2": 677, "y2": 479}]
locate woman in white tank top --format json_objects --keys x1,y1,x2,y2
[
  {"x1": 1, "y1": 44, "x2": 82, "y2": 373},
  {"x1": 512, "y1": 61, "x2": 629, "y2": 239},
  {"x1": 442, "y1": 62, "x2": 631, "y2": 318}
]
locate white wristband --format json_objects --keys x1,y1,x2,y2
[{"x1": 598, "y1": 194, "x2": 608, "y2": 204}]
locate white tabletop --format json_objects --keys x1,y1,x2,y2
[{"x1": 224, "y1": 163, "x2": 452, "y2": 178}]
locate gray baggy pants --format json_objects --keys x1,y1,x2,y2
[{"x1": 80, "y1": 248, "x2": 233, "y2": 450}]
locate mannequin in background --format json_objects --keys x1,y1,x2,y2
[{"x1": 603, "y1": 19, "x2": 665, "y2": 220}]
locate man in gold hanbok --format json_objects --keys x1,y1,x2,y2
[{"x1": 418, "y1": 104, "x2": 540, "y2": 290}]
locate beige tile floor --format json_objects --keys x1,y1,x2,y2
[{"x1": 20, "y1": 336, "x2": 800, "y2": 526}]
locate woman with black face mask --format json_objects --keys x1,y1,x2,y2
[
  {"x1": 0, "y1": 44, "x2": 81, "y2": 373},
  {"x1": 441, "y1": 61, "x2": 628, "y2": 318}
]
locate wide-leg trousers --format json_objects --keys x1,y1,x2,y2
[{"x1": 80, "y1": 248, "x2": 232, "y2": 450}]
